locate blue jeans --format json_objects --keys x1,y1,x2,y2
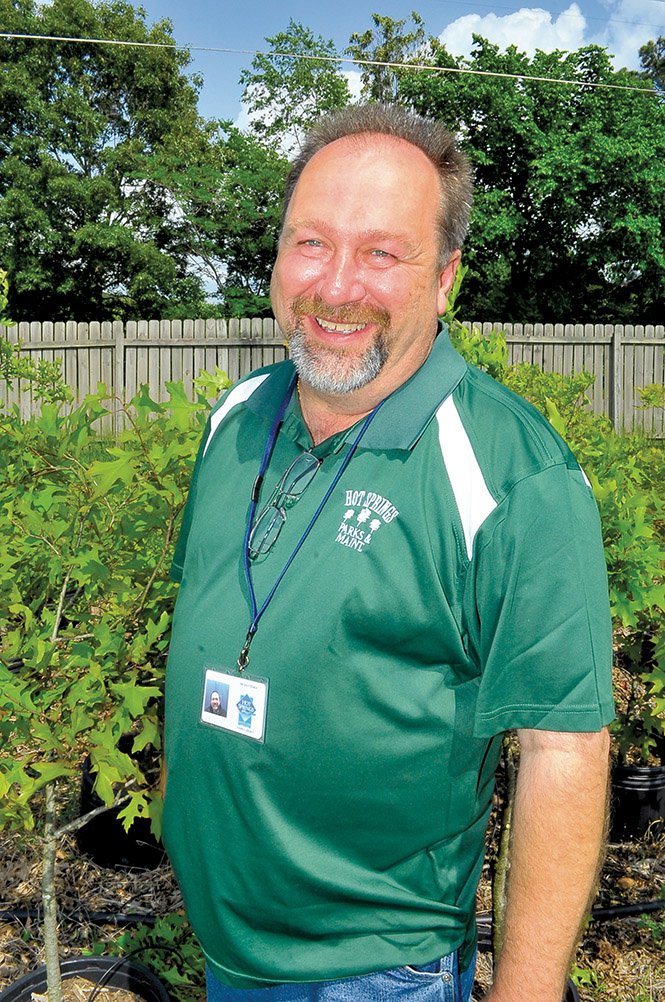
[{"x1": 206, "y1": 949, "x2": 476, "y2": 1001}]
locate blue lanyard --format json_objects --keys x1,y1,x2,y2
[{"x1": 238, "y1": 379, "x2": 386, "y2": 671}]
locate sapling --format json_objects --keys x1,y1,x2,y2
[{"x1": 0, "y1": 375, "x2": 211, "y2": 999}]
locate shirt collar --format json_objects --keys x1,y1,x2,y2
[
  {"x1": 360, "y1": 325, "x2": 467, "y2": 450},
  {"x1": 244, "y1": 323, "x2": 467, "y2": 452}
]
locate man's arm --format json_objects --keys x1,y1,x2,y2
[{"x1": 484, "y1": 727, "x2": 610, "y2": 1002}]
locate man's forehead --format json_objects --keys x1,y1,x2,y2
[
  {"x1": 301, "y1": 133, "x2": 434, "y2": 184},
  {"x1": 286, "y1": 134, "x2": 441, "y2": 214}
]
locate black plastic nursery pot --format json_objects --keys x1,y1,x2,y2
[
  {"x1": 75, "y1": 759, "x2": 166, "y2": 869},
  {"x1": 75, "y1": 735, "x2": 166, "y2": 870},
  {"x1": 0, "y1": 956, "x2": 171, "y2": 1002},
  {"x1": 610, "y1": 763, "x2": 665, "y2": 842},
  {"x1": 563, "y1": 980, "x2": 581, "y2": 1002}
]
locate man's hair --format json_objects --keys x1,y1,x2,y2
[{"x1": 282, "y1": 103, "x2": 473, "y2": 264}]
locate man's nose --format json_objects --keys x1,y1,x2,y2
[{"x1": 317, "y1": 249, "x2": 365, "y2": 304}]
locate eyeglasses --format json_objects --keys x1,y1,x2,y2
[{"x1": 248, "y1": 451, "x2": 322, "y2": 560}]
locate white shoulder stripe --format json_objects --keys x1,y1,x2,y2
[
  {"x1": 203, "y1": 374, "x2": 271, "y2": 457},
  {"x1": 435, "y1": 396, "x2": 497, "y2": 559}
]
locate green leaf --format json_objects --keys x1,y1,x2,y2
[
  {"x1": 117, "y1": 790, "x2": 149, "y2": 832},
  {"x1": 108, "y1": 681, "x2": 162, "y2": 718},
  {"x1": 88, "y1": 453, "x2": 138, "y2": 498},
  {"x1": 29, "y1": 761, "x2": 77, "y2": 789}
]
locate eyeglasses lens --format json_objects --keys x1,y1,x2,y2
[
  {"x1": 279, "y1": 453, "x2": 320, "y2": 500},
  {"x1": 249, "y1": 506, "x2": 285, "y2": 559},
  {"x1": 249, "y1": 452, "x2": 321, "y2": 559}
]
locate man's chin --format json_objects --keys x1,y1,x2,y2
[{"x1": 289, "y1": 336, "x2": 385, "y2": 395}]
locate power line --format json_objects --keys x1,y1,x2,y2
[{"x1": 0, "y1": 32, "x2": 660, "y2": 97}]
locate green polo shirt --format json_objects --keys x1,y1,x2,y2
[{"x1": 163, "y1": 328, "x2": 614, "y2": 988}]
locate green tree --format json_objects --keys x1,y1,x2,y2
[
  {"x1": 346, "y1": 11, "x2": 428, "y2": 103},
  {"x1": 400, "y1": 38, "x2": 665, "y2": 322},
  {"x1": 239, "y1": 20, "x2": 351, "y2": 156},
  {"x1": 0, "y1": 0, "x2": 209, "y2": 321},
  {"x1": 149, "y1": 125, "x2": 289, "y2": 317},
  {"x1": 640, "y1": 36, "x2": 665, "y2": 90}
]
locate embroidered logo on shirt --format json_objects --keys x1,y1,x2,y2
[{"x1": 335, "y1": 489, "x2": 399, "y2": 553}]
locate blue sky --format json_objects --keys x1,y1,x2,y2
[{"x1": 138, "y1": 0, "x2": 665, "y2": 122}]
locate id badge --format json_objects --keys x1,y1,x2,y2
[{"x1": 200, "y1": 667, "x2": 268, "y2": 743}]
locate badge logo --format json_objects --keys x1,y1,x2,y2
[
  {"x1": 335, "y1": 489, "x2": 399, "y2": 553},
  {"x1": 236, "y1": 693, "x2": 257, "y2": 729}
]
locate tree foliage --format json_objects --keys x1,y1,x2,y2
[
  {"x1": 0, "y1": 383, "x2": 205, "y2": 830},
  {"x1": 640, "y1": 35, "x2": 665, "y2": 90},
  {"x1": 2, "y1": 3, "x2": 663, "y2": 325},
  {"x1": 0, "y1": 371, "x2": 220, "y2": 997},
  {"x1": 141, "y1": 124, "x2": 289, "y2": 318},
  {"x1": 0, "y1": 0, "x2": 209, "y2": 321},
  {"x1": 400, "y1": 38, "x2": 665, "y2": 322},
  {"x1": 346, "y1": 11, "x2": 428, "y2": 103},
  {"x1": 239, "y1": 19, "x2": 351, "y2": 156}
]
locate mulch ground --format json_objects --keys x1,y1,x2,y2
[{"x1": 1, "y1": 825, "x2": 663, "y2": 1001}]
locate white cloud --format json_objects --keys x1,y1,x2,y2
[
  {"x1": 342, "y1": 69, "x2": 363, "y2": 102},
  {"x1": 439, "y1": 3, "x2": 588, "y2": 61},
  {"x1": 437, "y1": 0, "x2": 662, "y2": 70},
  {"x1": 233, "y1": 103, "x2": 253, "y2": 133}
]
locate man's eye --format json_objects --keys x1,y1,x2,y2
[
  {"x1": 368, "y1": 248, "x2": 396, "y2": 263},
  {"x1": 302, "y1": 239, "x2": 322, "y2": 247}
]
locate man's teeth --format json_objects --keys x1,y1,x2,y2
[{"x1": 315, "y1": 318, "x2": 367, "y2": 334}]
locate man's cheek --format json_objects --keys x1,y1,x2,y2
[{"x1": 275, "y1": 255, "x2": 327, "y2": 294}]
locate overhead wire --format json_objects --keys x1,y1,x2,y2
[{"x1": 0, "y1": 33, "x2": 660, "y2": 96}]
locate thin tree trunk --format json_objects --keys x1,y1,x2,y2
[
  {"x1": 492, "y1": 737, "x2": 517, "y2": 966},
  {"x1": 42, "y1": 782, "x2": 64, "y2": 1002}
]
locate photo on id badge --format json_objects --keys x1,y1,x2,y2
[{"x1": 201, "y1": 667, "x2": 268, "y2": 742}]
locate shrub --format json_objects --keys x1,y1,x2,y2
[{"x1": 0, "y1": 379, "x2": 219, "y2": 999}]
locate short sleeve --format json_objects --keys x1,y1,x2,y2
[{"x1": 465, "y1": 463, "x2": 615, "y2": 737}]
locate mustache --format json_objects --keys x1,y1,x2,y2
[{"x1": 290, "y1": 295, "x2": 390, "y2": 328}]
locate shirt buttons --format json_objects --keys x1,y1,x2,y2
[{"x1": 441, "y1": 971, "x2": 453, "y2": 983}]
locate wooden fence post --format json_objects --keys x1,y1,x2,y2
[
  {"x1": 609, "y1": 324, "x2": 624, "y2": 430},
  {"x1": 113, "y1": 320, "x2": 125, "y2": 433},
  {"x1": 113, "y1": 320, "x2": 125, "y2": 401}
]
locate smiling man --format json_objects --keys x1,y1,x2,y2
[
  {"x1": 163, "y1": 104, "x2": 614, "y2": 1002},
  {"x1": 272, "y1": 135, "x2": 455, "y2": 407}
]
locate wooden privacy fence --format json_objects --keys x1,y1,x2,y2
[{"x1": 2, "y1": 318, "x2": 664, "y2": 436}]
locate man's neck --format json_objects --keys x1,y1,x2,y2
[{"x1": 297, "y1": 381, "x2": 375, "y2": 445}]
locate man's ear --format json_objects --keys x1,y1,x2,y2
[{"x1": 436, "y1": 251, "x2": 462, "y2": 316}]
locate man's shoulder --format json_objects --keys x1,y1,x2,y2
[
  {"x1": 209, "y1": 360, "x2": 293, "y2": 419},
  {"x1": 202, "y1": 360, "x2": 294, "y2": 458},
  {"x1": 448, "y1": 365, "x2": 580, "y2": 495}
]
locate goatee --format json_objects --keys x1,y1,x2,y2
[{"x1": 285, "y1": 296, "x2": 390, "y2": 395}]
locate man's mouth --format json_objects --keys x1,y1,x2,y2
[{"x1": 314, "y1": 317, "x2": 369, "y2": 334}]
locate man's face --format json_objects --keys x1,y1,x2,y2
[
  {"x1": 270, "y1": 135, "x2": 460, "y2": 398},
  {"x1": 210, "y1": 692, "x2": 220, "y2": 710}
]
